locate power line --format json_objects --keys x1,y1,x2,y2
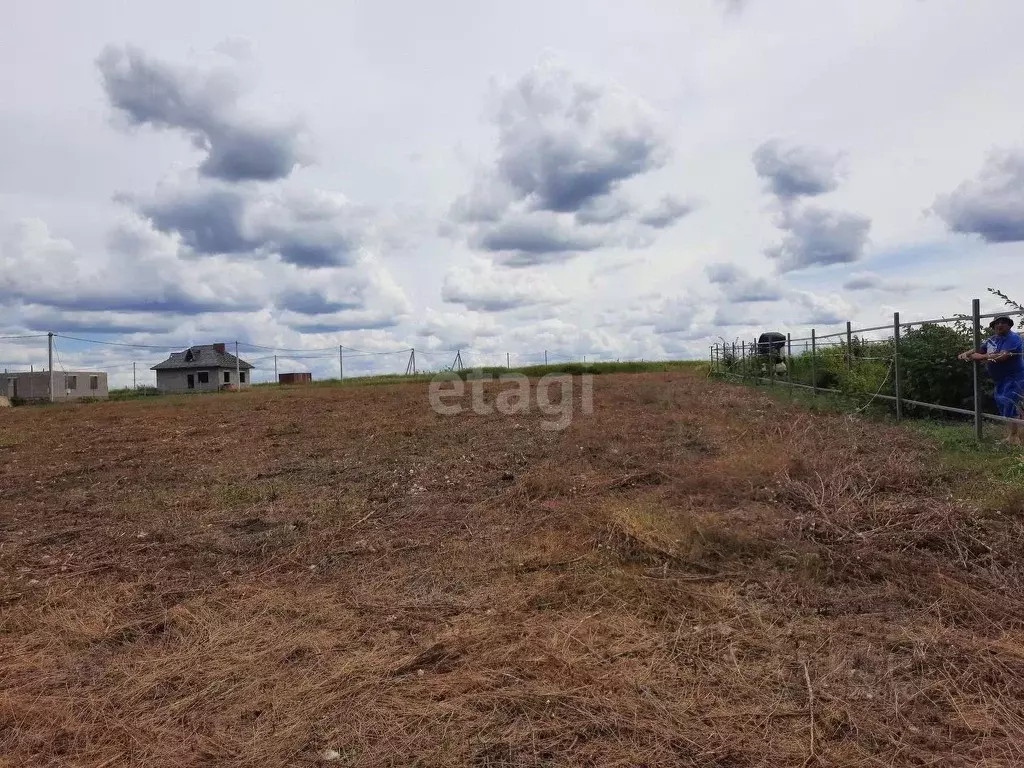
[
  {"x1": 237, "y1": 341, "x2": 339, "y2": 353},
  {"x1": 342, "y1": 348, "x2": 413, "y2": 358},
  {"x1": 52, "y1": 334, "x2": 195, "y2": 350}
]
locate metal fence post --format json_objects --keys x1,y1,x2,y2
[
  {"x1": 811, "y1": 329, "x2": 817, "y2": 397},
  {"x1": 741, "y1": 340, "x2": 746, "y2": 380},
  {"x1": 786, "y1": 333, "x2": 792, "y2": 396},
  {"x1": 972, "y1": 298, "x2": 983, "y2": 442},
  {"x1": 846, "y1": 321, "x2": 853, "y2": 371},
  {"x1": 893, "y1": 312, "x2": 903, "y2": 422}
]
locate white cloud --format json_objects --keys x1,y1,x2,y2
[
  {"x1": 3, "y1": 2, "x2": 1024, "y2": 369},
  {"x1": 442, "y1": 258, "x2": 568, "y2": 311}
]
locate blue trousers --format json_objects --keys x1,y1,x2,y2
[{"x1": 993, "y1": 377, "x2": 1024, "y2": 419}]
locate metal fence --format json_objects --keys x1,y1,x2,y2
[{"x1": 709, "y1": 298, "x2": 1024, "y2": 441}]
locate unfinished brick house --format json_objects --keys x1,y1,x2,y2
[
  {"x1": 151, "y1": 344, "x2": 254, "y2": 394},
  {"x1": 0, "y1": 371, "x2": 109, "y2": 402}
]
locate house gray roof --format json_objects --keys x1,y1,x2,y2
[{"x1": 151, "y1": 344, "x2": 254, "y2": 371}]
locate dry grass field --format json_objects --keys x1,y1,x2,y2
[{"x1": 2, "y1": 371, "x2": 1024, "y2": 767}]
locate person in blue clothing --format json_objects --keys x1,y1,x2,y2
[{"x1": 959, "y1": 315, "x2": 1024, "y2": 443}]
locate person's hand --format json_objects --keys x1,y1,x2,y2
[{"x1": 959, "y1": 351, "x2": 978, "y2": 361}]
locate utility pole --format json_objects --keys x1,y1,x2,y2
[
  {"x1": 274, "y1": 355, "x2": 278, "y2": 382},
  {"x1": 507, "y1": 352, "x2": 510, "y2": 369},
  {"x1": 339, "y1": 345, "x2": 344, "y2": 380},
  {"x1": 544, "y1": 350, "x2": 548, "y2": 365},
  {"x1": 133, "y1": 362, "x2": 137, "y2": 390},
  {"x1": 235, "y1": 341, "x2": 241, "y2": 391},
  {"x1": 47, "y1": 332, "x2": 54, "y2": 403}
]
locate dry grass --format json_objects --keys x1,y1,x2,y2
[{"x1": 2, "y1": 372, "x2": 1024, "y2": 766}]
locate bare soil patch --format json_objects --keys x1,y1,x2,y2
[{"x1": 1, "y1": 373, "x2": 1023, "y2": 766}]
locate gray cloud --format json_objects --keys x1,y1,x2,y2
[
  {"x1": 128, "y1": 183, "x2": 364, "y2": 268},
  {"x1": 753, "y1": 140, "x2": 843, "y2": 201},
  {"x1": 841, "y1": 271, "x2": 957, "y2": 295},
  {"x1": 842, "y1": 272, "x2": 882, "y2": 291},
  {"x1": 0, "y1": 216, "x2": 409, "y2": 345},
  {"x1": 97, "y1": 44, "x2": 304, "y2": 182},
  {"x1": 448, "y1": 59, "x2": 684, "y2": 264},
  {"x1": 638, "y1": 195, "x2": 695, "y2": 229},
  {"x1": 932, "y1": 149, "x2": 1024, "y2": 242},
  {"x1": 276, "y1": 289, "x2": 364, "y2": 315},
  {"x1": 766, "y1": 206, "x2": 871, "y2": 272},
  {"x1": 472, "y1": 215, "x2": 603, "y2": 266},
  {"x1": 288, "y1": 316, "x2": 400, "y2": 333},
  {"x1": 492, "y1": 62, "x2": 669, "y2": 213},
  {"x1": 23, "y1": 310, "x2": 177, "y2": 335},
  {"x1": 574, "y1": 196, "x2": 634, "y2": 225},
  {"x1": 705, "y1": 262, "x2": 784, "y2": 302},
  {"x1": 132, "y1": 186, "x2": 255, "y2": 255}
]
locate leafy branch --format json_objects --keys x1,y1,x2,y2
[{"x1": 988, "y1": 287, "x2": 1024, "y2": 314}]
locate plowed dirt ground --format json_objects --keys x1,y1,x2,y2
[{"x1": 2, "y1": 372, "x2": 1023, "y2": 766}]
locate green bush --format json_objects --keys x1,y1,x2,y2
[
  {"x1": 898, "y1": 323, "x2": 988, "y2": 411},
  {"x1": 741, "y1": 323, "x2": 995, "y2": 417}
]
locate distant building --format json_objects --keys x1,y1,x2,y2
[
  {"x1": 278, "y1": 372, "x2": 313, "y2": 385},
  {"x1": 151, "y1": 343, "x2": 254, "y2": 393},
  {"x1": 0, "y1": 371, "x2": 109, "y2": 402}
]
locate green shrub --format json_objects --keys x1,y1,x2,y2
[{"x1": 898, "y1": 323, "x2": 987, "y2": 411}]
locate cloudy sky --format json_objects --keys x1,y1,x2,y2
[{"x1": 2, "y1": 0, "x2": 1023, "y2": 384}]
